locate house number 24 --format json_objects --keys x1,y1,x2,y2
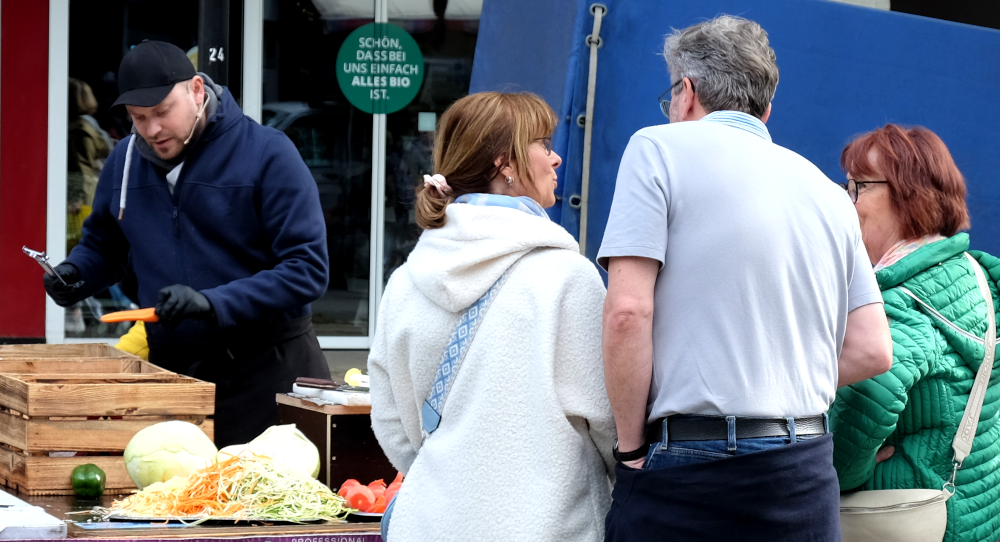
[{"x1": 209, "y1": 47, "x2": 225, "y2": 62}]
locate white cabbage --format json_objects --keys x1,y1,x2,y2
[
  {"x1": 124, "y1": 420, "x2": 218, "y2": 489},
  {"x1": 217, "y1": 424, "x2": 320, "y2": 479}
]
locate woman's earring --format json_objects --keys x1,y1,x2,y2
[{"x1": 506, "y1": 176, "x2": 514, "y2": 186}]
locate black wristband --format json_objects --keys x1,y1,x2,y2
[{"x1": 613, "y1": 439, "x2": 650, "y2": 463}]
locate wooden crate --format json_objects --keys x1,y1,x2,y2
[
  {"x1": 0, "y1": 343, "x2": 135, "y2": 359},
  {"x1": 0, "y1": 355, "x2": 215, "y2": 495}
]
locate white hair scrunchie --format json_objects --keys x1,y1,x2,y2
[{"x1": 423, "y1": 174, "x2": 452, "y2": 195}]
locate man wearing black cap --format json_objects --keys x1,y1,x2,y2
[{"x1": 42, "y1": 41, "x2": 332, "y2": 447}]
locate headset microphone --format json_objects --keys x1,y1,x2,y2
[{"x1": 183, "y1": 96, "x2": 209, "y2": 145}]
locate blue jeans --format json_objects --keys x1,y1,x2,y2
[
  {"x1": 381, "y1": 493, "x2": 397, "y2": 540},
  {"x1": 644, "y1": 415, "x2": 824, "y2": 470}
]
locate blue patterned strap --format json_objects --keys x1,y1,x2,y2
[{"x1": 421, "y1": 265, "x2": 519, "y2": 436}]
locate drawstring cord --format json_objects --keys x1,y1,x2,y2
[{"x1": 118, "y1": 134, "x2": 136, "y2": 220}]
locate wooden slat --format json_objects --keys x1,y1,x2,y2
[
  {"x1": 0, "y1": 412, "x2": 214, "y2": 452},
  {"x1": 0, "y1": 411, "x2": 28, "y2": 450},
  {"x1": 17, "y1": 374, "x2": 189, "y2": 383},
  {"x1": 23, "y1": 379, "x2": 215, "y2": 416},
  {"x1": 0, "y1": 358, "x2": 168, "y2": 375},
  {"x1": 0, "y1": 448, "x2": 137, "y2": 494},
  {"x1": 0, "y1": 445, "x2": 12, "y2": 486},
  {"x1": 119, "y1": 358, "x2": 140, "y2": 374},
  {"x1": 0, "y1": 359, "x2": 126, "y2": 374},
  {"x1": 0, "y1": 344, "x2": 134, "y2": 359},
  {"x1": 0, "y1": 358, "x2": 168, "y2": 376},
  {"x1": 0, "y1": 377, "x2": 30, "y2": 414},
  {"x1": 138, "y1": 360, "x2": 170, "y2": 373}
]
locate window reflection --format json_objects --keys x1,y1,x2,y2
[
  {"x1": 264, "y1": 0, "x2": 374, "y2": 336},
  {"x1": 66, "y1": 77, "x2": 133, "y2": 336},
  {"x1": 383, "y1": 18, "x2": 478, "y2": 283}
]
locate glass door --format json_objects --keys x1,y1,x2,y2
[
  {"x1": 381, "y1": 10, "x2": 479, "y2": 285},
  {"x1": 61, "y1": 0, "x2": 243, "y2": 341},
  {"x1": 263, "y1": 0, "x2": 376, "y2": 347},
  {"x1": 261, "y1": 0, "x2": 479, "y2": 348}
]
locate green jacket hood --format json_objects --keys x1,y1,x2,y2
[{"x1": 875, "y1": 233, "x2": 969, "y2": 290}]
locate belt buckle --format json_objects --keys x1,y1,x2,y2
[
  {"x1": 726, "y1": 416, "x2": 736, "y2": 451},
  {"x1": 660, "y1": 417, "x2": 669, "y2": 449}
]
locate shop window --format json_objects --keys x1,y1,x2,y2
[
  {"x1": 263, "y1": 0, "x2": 375, "y2": 338},
  {"x1": 264, "y1": 1, "x2": 479, "y2": 342}
]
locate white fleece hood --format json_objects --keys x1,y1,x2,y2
[
  {"x1": 405, "y1": 203, "x2": 580, "y2": 312},
  {"x1": 370, "y1": 200, "x2": 615, "y2": 541}
]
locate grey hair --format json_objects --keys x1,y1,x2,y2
[{"x1": 663, "y1": 15, "x2": 778, "y2": 119}]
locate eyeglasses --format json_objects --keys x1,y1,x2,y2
[
  {"x1": 841, "y1": 178, "x2": 888, "y2": 203},
  {"x1": 658, "y1": 78, "x2": 695, "y2": 120},
  {"x1": 534, "y1": 137, "x2": 553, "y2": 156}
]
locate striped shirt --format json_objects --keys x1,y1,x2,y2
[{"x1": 701, "y1": 110, "x2": 772, "y2": 142}]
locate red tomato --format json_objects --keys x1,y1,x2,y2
[
  {"x1": 369, "y1": 496, "x2": 387, "y2": 514},
  {"x1": 391, "y1": 472, "x2": 404, "y2": 485},
  {"x1": 338, "y1": 479, "x2": 360, "y2": 497},
  {"x1": 345, "y1": 485, "x2": 376, "y2": 512},
  {"x1": 367, "y1": 479, "x2": 386, "y2": 490},
  {"x1": 384, "y1": 486, "x2": 399, "y2": 503}
]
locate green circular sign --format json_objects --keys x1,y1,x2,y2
[{"x1": 336, "y1": 23, "x2": 424, "y2": 114}]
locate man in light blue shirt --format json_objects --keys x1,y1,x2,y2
[{"x1": 599, "y1": 15, "x2": 892, "y2": 541}]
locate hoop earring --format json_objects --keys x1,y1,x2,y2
[{"x1": 506, "y1": 176, "x2": 514, "y2": 187}]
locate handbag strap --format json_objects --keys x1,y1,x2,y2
[
  {"x1": 420, "y1": 257, "x2": 526, "y2": 437},
  {"x1": 949, "y1": 253, "x2": 997, "y2": 483}
]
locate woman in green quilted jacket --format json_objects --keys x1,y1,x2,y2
[{"x1": 829, "y1": 124, "x2": 1000, "y2": 542}]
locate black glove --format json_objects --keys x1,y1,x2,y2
[
  {"x1": 42, "y1": 263, "x2": 84, "y2": 307},
  {"x1": 155, "y1": 285, "x2": 214, "y2": 330}
]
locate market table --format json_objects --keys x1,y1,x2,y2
[
  {"x1": 0, "y1": 346, "x2": 383, "y2": 541},
  {"x1": 0, "y1": 486, "x2": 382, "y2": 541}
]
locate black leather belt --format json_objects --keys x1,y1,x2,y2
[{"x1": 646, "y1": 414, "x2": 827, "y2": 445}]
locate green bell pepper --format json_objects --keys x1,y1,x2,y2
[{"x1": 71, "y1": 463, "x2": 106, "y2": 499}]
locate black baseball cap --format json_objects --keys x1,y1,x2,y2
[{"x1": 112, "y1": 40, "x2": 196, "y2": 108}]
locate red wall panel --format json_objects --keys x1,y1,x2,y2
[{"x1": 0, "y1": 0, "x2": 49, "y2": 338}]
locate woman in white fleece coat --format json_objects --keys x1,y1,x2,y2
[{"x1": 368, "y1": 92, "x2": 616, "y2": 541}]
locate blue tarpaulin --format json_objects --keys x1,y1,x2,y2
[{"x1": 471, "y1": 0, "x2": 1000, "y2": 265}]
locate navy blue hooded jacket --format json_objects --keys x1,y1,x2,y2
[{"x1": 68, "y1": 85, "x2": 329, "y2": 349}]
